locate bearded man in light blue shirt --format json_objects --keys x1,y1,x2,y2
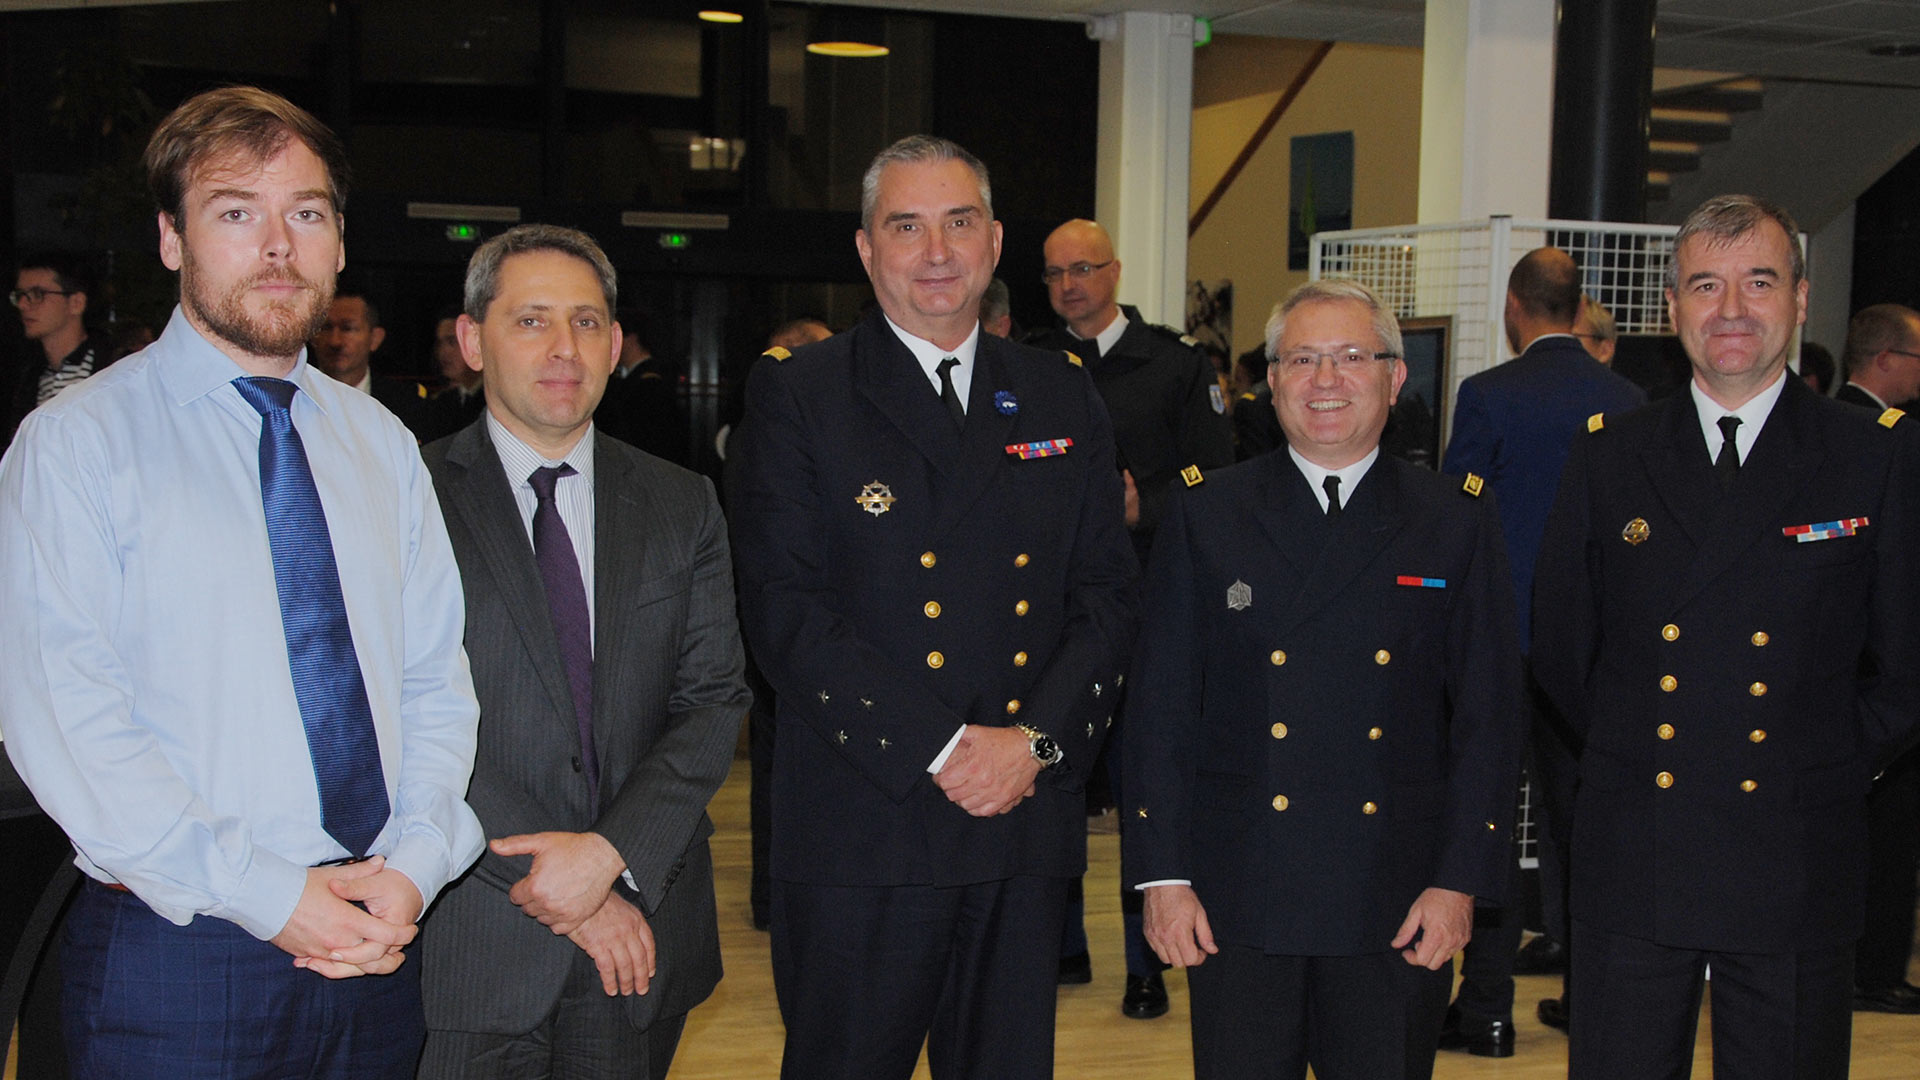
[{"x1": 0, "y1": 86, "x2": 483, "y2": 1079}]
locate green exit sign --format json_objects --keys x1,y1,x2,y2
[
  {"x1": 445, "y1": 223, "x2": 479, "y2": 242},
  {"x1": 658, "y1": 232, "x2": 691, "y2": 250}
]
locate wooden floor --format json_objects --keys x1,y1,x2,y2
[
  {"x1": 676, "y1": 755, "x2": 1920, "y2": 1080},
  {"x1": 9, "y1": 756, "x2": 1919, "y2": 1079}
]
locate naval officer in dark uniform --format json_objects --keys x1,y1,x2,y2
[
  {"x1": 1025, "y1": 217, "x2": 1235, "y2": 1017},
  {"x1": 1124, "y1": 278, "x2": 1524, "y2": 1080},
  {"x1": 731, "y1": 135, "x2": 1139, "y2": 1080},
  {"x1": 1533, "y1": 194, "x2": 1920, "y2": 1079}
]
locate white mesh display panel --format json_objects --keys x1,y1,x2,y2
[{"x1": 1310, "y1": 217, "x2": 1684, "y2": 443}]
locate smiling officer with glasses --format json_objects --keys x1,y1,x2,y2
[{"x1": 1124, "y1": 276, "x2": 1523, "y2": 1080}]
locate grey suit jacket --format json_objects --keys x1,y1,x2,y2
[{"x1": 417, "y1": 419, "x2": 750, "y2": 1033}]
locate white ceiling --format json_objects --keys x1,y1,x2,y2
[{"x1": 830, "y1": 0, "x2": 1920, "y2": 89}]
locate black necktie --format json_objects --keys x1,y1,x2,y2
[
  {"x1": 1714, "y1": 415, "x2": 1742, "y2": 486},
  {"x1": 529, "y1": 464, "x2": 599, "y2": 808},
  {"x1": 1323, "y1": 474, "x2": 1343, "y2": 519},
  {"x1": 232, "y1": 377, "x2": 388, "y2": 857},
  {"x1": 937, "y1": 357, "x2": 965, "y2": 428}
]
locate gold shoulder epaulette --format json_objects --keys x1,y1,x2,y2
[
  {"x1": 1180, "y1": 464, "x2": 1204, "y2": 488},
  {"x1": 1238, "y1": 391, "x2": 1256, "y2": 402},
  {"x1": 1880, "y1": 407, "x2": 1905, "y2": 428},
  {"x1": 1463, "y1": 473, "x2": 1484, "y2": 497},
  {"x1": 763, "y1": 345, "x2": 792, "y2": 362},
  {"x1": 1064, "y1": 351, "x2": 1084, "y2": 368},
  {"x1": 415, "y1": 383, "x2": 427, "y2": 399},
  {"x1": 1179, "y1": 334, "x2": 1201, "y2": 348},
  {"x1": 1587, "y1": 413, "x2": 1605, "y2": 433}
]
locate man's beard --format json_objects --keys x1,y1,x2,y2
[{"x1": 180, "y1": 250, "x2": 332, "y2": 361}]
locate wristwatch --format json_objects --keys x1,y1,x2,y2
[{"x1": 1014, "y1": 724, "x2": 1063, "y2": 769}]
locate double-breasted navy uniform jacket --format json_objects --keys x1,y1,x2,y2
[
  {"x1": 1532, "y1": 375, "x2": 1920, "y2": 952},
  {"x1": 730, "y1": 308, "x2": 1140, "y2": 888},
  {"x1": 1122, "y1": 450, "x2": 1524, "y2": 954}
]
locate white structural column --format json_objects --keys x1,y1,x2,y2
[
  {"x1": 1089, "y1": 12, "x2": 1194, "y2": 326},
  {"x1": 1417, "y1": 0, "x2": 1557, "y2": 223}
]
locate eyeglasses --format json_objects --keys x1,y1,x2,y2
[
  {"x1": 9, "y1": 287, "x2": 75, "y2": 308},
  {"x1": 1040, "y1": 260, "x2": 1114, "y2": 285},
  {"x1": 1272, "y1": 348, "x2": 1398, "y2": 373},
  {"x1": 1887, "y1": 348, "x2": 1920, "y2": 362}
]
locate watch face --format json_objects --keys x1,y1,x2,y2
[{"x1": 1033, "y1": 735, "x2": 1062, "y2": 767}]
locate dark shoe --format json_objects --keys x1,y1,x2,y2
[
  {"x1": 1537, "y1": 997, "x2": 1570, "y2": 1031},
  {"x1": 1122, "y1": 972, "x2": 1169, "y2": 1019},
  {"x1": 1058, "y1": 952, "x2": 1092, "y2": 985},
  {"x1": 1513, "y1": 934, "x2": 1568, "y2": 975},
  {"x1": 1437, "y1": 1004, "x2": 1515, "y2": 1057},
  {"x1": 1853, "y1": 982, "x2": 1920, "y2": 1014}
]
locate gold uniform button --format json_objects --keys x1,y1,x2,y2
[
  {"x1": 1271, "y1": 723, "x2": 1288, "y2": 739},
  {"x1": 1749, "y1": 682, "x2": 1767, "y2": 697},
  {"x1": 1006, "y1": 699, "x2": 1021, "y2": 715},
  {"x1": 920, "y1": 551, "x2": 937, "y2": 568},
  {"x1": 1740, "y1": 779, "x2": 1758, "y2": 792},
  {"x1": 1014, "y1": 651, "x2": 1029, "y2": 667},
  {"x1": 1368, "y1": 726, "x2": 1383, "y2": 740},
  {"x1": 1014, "y1": 553, "x2": 1030, "y2": 567},
  {"x1": 1015, "y1": 600, "x2": 1030, "y2": 616},
  {"x1": 1362, "y1": 801, "x2": 1378, "y2": 815},
  {"x1": 1658, "y1": 723, "x2": 1675, "y2": 740},
  {"x1": 1662, "y1": 623, "x2": 1680, "y2": 641},
  {"x1": 1271, "y1": 795, "x2": 1290, "y2": 812},
  {"x1": 1751, "y1": 631, "x2": 1770, "y2": 647},
  {"x1": 1374, "y1": 649, "x2": 1391, "y2": 665},
  {"x1": 1660, "y1": 675, "x2": 1678, "y2": 692},
  {"x1": 924, "y1": 601, "x2": 941, "y2": 618},
  {"x1": 1656, "y1": 771, "x2": 1674, "y2": 789},
  {"x1": 1270, "y1": 650, "x2": 1287, "y2": 666},
  {"x1": 926, "y1": 651, "x2": 945, "y2": 669},
  {"x1": 1749, "y1": 729, "x2": 1767, "y2": 743}
]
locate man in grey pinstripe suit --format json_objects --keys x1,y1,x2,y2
[{"x1": 415, "y1": 224, "x2": 750, "y2": 1078}]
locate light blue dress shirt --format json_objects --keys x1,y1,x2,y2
[{"x1": 0, "y1": 306, "x2": 485, "y2": 941}]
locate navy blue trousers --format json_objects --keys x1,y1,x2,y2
[{"x1": 62, "y1": 881, "x2": 425, "y2": 1080}]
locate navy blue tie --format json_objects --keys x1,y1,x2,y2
[
  {"x1": 529, "y1": 464, "x2": 598, "y2": 808},
  {"x1": 233, "y1": 377, "x2": 389, "y2": 857}
]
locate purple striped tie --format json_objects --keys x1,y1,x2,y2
[{"x1": 529, "y1": 464, "x2": 598, "y2": 808}]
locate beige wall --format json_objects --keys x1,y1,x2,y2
[{"x1": 1189, "y1": 40, "x2": 1424, "y2": 358}]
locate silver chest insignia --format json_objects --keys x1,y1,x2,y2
[{"x1": 1227, "y1": 579, "x2": 1252, "y2": 611}]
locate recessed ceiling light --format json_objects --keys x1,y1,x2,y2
[
  {"x1": 698, "y1": 10, "x2": 744, "y2": 23},
  {"x1": 807, "y1": 41, "x2": 889, "y2": 57},
  {"x1": 1869, "y1": 43, "x2": 1920, "y2": 57}
]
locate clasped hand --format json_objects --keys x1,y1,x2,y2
[
  {"x1": 271, "y1": 856, "x2": 423, "y2": 979},
  {"x1": 934, "y1": 725, "x2": 1040, "y2": 816}
]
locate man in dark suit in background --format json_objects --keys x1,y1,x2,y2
[
  {"x1": 1533, "y1": 195, "x2": 1920, "y2": 1078},
  {"x1": 1126, "y1": 278, "x2": 1523, "y2": 1080},
  {"x1": 731, "y1": 135, "x2": 1138, "y2": 1080},
  {"x1": 310, "y1": 290, "x2": 429, "y2": 434},
  {"x1": 1436, "y1": 248, "x2": 1646, "y2": 1050},
  {"x1": 1835, "y1": 303, "x2": 1920, "y2": 413},
  {"x1": 593, "y1": 307, "x2": 688, "y2": 465},
  {"x1": 417, "y1": 224, "x2": 749, "y2": 1079},
  {"x1": 1835, "y1": 301, "x2": 1920, "y2": 1015},
  {"x1": 415, "y1": 305, "x2": 485, "y2": 443}
]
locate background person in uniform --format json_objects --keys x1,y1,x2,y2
[
  {"x1": 1533, "y1": 194, "x2": 1920, "y2": 1079},
  {"x1": 1799, "y1": 340, "x2": 1837, "y2": 396},
  {"x1": 311, "y1": 289, "x2": 428, "y2": 433},
  {"x1": 416, "y1": 303, "x2": 485, "y2": 443},
  {"x1": 1834, "y1": 302, "x2": 1920, "y2": 1015},
  {"x1": 0, "y1": 85, "x2": 484, "y2": 1079},
  {"x1": 731, "y1": 134, "x2": 1138, "y2": 1080},
  {"x1": 594, "y1": 306, "x2": 688, "y2": 465},
  {"x1": 1835, "y1": 303, "x2": 1920, "y2": 412},
  {"x1": 416, "y1": 225, "x2": 749, "y2": 1079},
  {"x1": 8, "y1": 251, "x2": 114, "y2": 446},
  {"x1": 1125, "y1": 278, "x2": 1523, "y2": 1080},
  {"x1": 980, "y1": 277, "x2": 1015, "y2": 338},
  {"x1": 1437, "y1": 248, "x2": 1646, "y2": 1052},
  {"x1": 1026, "y1": 216, "x2": 1234, "y2": 1019}
]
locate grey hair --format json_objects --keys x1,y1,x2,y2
[
  {"x1": 980, "y1": 277, "x2": 1012, "y2": 324},
  {"x1": 1263, "y1": 278, "x2": 1404, "y2": 361},
  {"x1": 464, "y1": 224, "x2": 618, "y2": 321},
  {"x1": 1665, "y1": 194, "x2": 1804, "y2": 292},
  {"x1": 859, "y1": 135, "x2": 993, "y2": 232}
]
